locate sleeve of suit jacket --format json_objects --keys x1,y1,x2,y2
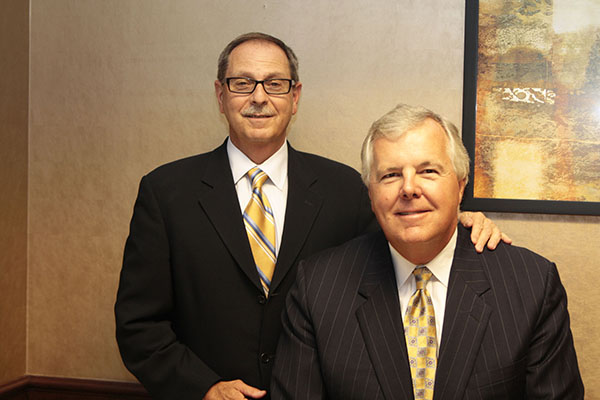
[
  {"x1": 271, "y1": 259, "x2": 329, "y2": 400},
  {"x1": 115, "y1": 175, "x2": 220, "y2": 399},
  {"x1": 525, "y1": 258, "x2": 584, "y2": 398},
  {"x1": 467, "y1": 241, "x2": 584, "y2": 398}
]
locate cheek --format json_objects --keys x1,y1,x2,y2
[
  {"x1": 277, "y1": 101, "x2": 294, "y2": 117},
  {"x1": 224, "y1": 96, "x2": 246, "y2": 113},
  {"x1": 370, "y1": 187, "x2": 396, "y2": 211},
  {"x1": 427, "y1": 180, "x2": 456, "y2": 201}
]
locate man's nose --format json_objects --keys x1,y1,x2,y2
[
  {"x1": 250, "y1": 82, "x2": 269, "y2": 104},
  {"x1": 400, "y1": 174, "x2": 422, "y2": 199}
]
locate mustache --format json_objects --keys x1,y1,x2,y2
[{"x1": 241, "y1": 104, "x2": 275, "y2": 117}]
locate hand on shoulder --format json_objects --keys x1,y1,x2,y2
[{"x1": 459, "y1": 211, "x2": 513, "y2": 252}]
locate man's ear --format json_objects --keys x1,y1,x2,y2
[
  {"x1": 458, "y1": 178, "x2": 467, "y2": 203},
  {"x1": 215, "y1": 80, "x2": 225, "y2": 113},
  {"x1": 291, "y1": 82, "x2": 302, "y2": 115}
]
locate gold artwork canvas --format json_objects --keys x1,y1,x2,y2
[{"x1": 464, "y1": 0, "x2": 600, "y2": 214}]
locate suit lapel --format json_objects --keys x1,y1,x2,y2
[
  {"x1": 270, "y1": 146, "x2": 323, "y2": 292},
  {"x1": 434, "y1": 226, "x2": 492, "y2": 400},
  {"x1": 355, "y1": 233, "x2": 415, "y2": 400},
  {"x1": 196, "y1": 142, "x2": 262, "y2": 292}
]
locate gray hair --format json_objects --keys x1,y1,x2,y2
[
  {"x1": 217, "y1": 32, "x2": 299, "y2": 82},
  {"x1": 361, "y1": 103, "x2": 470, "y2": 185}
]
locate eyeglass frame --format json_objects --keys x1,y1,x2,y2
[{"x1": 223, "y1": 77, "x2": 296, "y2": 95}]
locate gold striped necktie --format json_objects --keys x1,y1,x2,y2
[
  {"x1": 404, "y1": 266, "x2": 437, "y2": 400},
  {"x1": 243, "y1": 167, "x2": 276, "y2": 296}
]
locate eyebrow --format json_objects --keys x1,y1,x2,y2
[
  {"x1": 376, "y1": 161, "x2": 447, "y2": 176},
  {"x1": 418, "y1": 161, "x2": 446, "y2": 171},
  {"x1": 229, "y1": 71, "x2": 290, "y2": 80}
]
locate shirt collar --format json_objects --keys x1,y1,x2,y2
[
  {"x1": 389, "y1": 227, "x2": 458, "y2": 288},
  {"x1": 227, "y1": 138, "x2": 288, "y2": 190}
]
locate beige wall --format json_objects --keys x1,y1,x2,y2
[
  {"x1": 4, "y1": 0, "x2": 599, "y2": 396},
  {"x1": 0, "y1": 0, "x2": 29, "y2": 385}
]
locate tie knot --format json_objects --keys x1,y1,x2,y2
[
  {"x1": 248, "y1": 167, "x2": 269, "y2": 190},
  {"x1": 413, "y1": 266, "x2": 432, "y2": 290}
]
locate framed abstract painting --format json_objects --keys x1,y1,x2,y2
[{"x1": 461, "y1": 0, "x2": 600, "y2": 215}]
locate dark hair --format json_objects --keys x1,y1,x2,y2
[{"x1": 217, "y1": 32, "x2": 299, "y2": 82}]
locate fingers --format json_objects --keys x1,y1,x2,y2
[
  {"x1": 458, "y1": 211, "x2": 475, "y2": 228},
  {"x1": 459, "y1": 211, "x2": 485, "y2": 249},
  {"x1": 239, "y1": 382, "x2": 267, "y2": 399},
  {"x1": 483, "y1": 222, "x2": 502, "y2": 251},
  {"x1": 460, "y1": 211, "x2": 494, "y2": 252},
  {"x1": 473, "y1": 216, "x2": 493, "y2": 253},
  {"x1": 501, "y1": 232, "x2": 513, "y2": 245},
  {"x1": 459, "y1": 211, "x2": 513, "y2": 252},
  {"x1": 204, "y1": 380, "x2": 267, "y2": 400}
]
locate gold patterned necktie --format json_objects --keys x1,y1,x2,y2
[
  {"x1": 243, "y1": 167, "x2": 276, "y2": 296},
  {"x1": 404, "y1": 266, "x2": 437, "y2": 400}
]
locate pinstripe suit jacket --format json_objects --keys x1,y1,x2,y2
[{"x1": 272, "y1": 226, "x2": 583, "y2": 399}]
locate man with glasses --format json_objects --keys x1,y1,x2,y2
[{"x1": 115, "y1": 32, "x2": 508, "y2": 400}]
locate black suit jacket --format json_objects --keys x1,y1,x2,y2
[
  {"x1": 272, "y1": 226, "x2": 583, "y2": 399},
  {"x1": 115, "y1": 141, "x2": 376, "y2": 399}
]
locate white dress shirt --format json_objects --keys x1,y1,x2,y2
[
  {"x1": 390, "y1": 228, "x2": 458, "y2": 353},
  {"x1": 227, "y1": 138, "x2": 288, "y2": 255}
]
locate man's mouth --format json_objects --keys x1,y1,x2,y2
[
  {"x1": 397, "y1": 210, "x2": 427, "y2": 216},
  {"x1": 244, "y1": 114, "x2": 272, "y2": 118}
]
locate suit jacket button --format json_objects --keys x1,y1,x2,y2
[
  {"x1": 260, "y1": 353, "x2": 272, "y2": 364},
  {"x1": 257, "y1": 295, "x2": 266, "y2": 305}
]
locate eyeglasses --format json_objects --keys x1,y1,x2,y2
[{"x1": 224, "y1": 77, "x2": 295, "y2": 95}]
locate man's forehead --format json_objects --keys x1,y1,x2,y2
[
  {"x1": 372, "y1": 127, "x2": 453, "y2": 167},
  {"x1": 227, "y1": 40, "x2": 290, "y2": 74}
]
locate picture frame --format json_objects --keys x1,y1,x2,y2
[{"x1": 461, "y1": 0, "x2": 600, "y2": 215}]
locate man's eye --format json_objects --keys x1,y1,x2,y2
[
  {"x1": 266, "y1": 81, "x2": 282, "y2": 88},
  {"x1": 381, "y1": 172, "x2": 400, "y2": 180},
  {"x1": 422, "y1": 169, "x2": 438, "y2": 174}
]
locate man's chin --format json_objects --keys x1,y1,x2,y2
[
  {"x1": 245, "y1": 116, "x2": 275, "y2": 129},
  {"x1": 385, "y1": 228, "x2": 422, "y2": 244},
  {"x1": 396, "y1": 233, "x2": 429, "y2": 244},
  {"x1": 233, "y1": 130, "x2": 287, "y2": 149},
  {"x1": 246, "y1": 133, "x2": 283, "y2": 144}
]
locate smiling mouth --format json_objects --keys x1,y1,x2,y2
[
  {"x1": 397, "y1": 211, "x2": 427, "y2": 216},
  {"x1": 244, "y1": 114, "x2": 273, "y2": 118}
]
